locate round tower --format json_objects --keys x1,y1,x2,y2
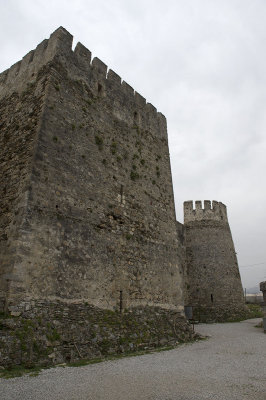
[{"x1": 184, "y1": 200, "x2": 247, "y2": 321}]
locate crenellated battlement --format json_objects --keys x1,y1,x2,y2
[
  {"x1": 0, "y1": 26, "x2": 166, "y2": 135},
  {"x1": 184, "y1": 200, "x2": 228, "y2": 224}
]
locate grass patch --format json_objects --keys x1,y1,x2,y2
[
  {"x1": 0, "y1": 365, "x2": 49, "y2": 379},
  {"x1": 0, "y1": 334, "x2": 202, "y2": 379},
  {"x1": 130, "y1": 170, "x2": 140, "y2": 181},
  {"x1": 110, "y1": 141, "x2": 117, "y2": 155},
  {"x1": 246, "y1": 304, "x2": 263, "y2": 318},
  {"x1": 0, "y1": 347, "x2": 178, "y2": 379},
  {"x1": 65, "y1": 343, "x2": 192, "y2": 369}
]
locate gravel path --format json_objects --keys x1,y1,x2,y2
[{"x1": 1, "y1": 318, "x2": 265, "y2": 400}]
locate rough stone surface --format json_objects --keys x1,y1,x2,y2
[
  {"x1": 0, "y1": 27, "x2": 183, "y2": 313},
  {"x1": 259, "y1": 281, "x2": 266, "y2": 332},
  {"x1": 0, "y1": 27, "x2": 191, "y2": 366},
  {"x1": 0, "y1": 302, "x2": 195, "y2": 368},
  {"x1": 183, "y1": 200, "x2": 247, "y2": 321},
  {"x1": 0, "y1": 27, "x2": 250, "y2": 368}
]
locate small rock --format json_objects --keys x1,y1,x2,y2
[{"x1": 10, "y1": 311, "x2": 21, "y2": 317}]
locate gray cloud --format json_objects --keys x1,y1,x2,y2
[{"x1": 1, "y1": 0, "x2": 265, "y2": 289}]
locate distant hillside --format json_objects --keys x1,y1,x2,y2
[{"x1": 246, "y1": 285, "x2": 261, "y2": 294}]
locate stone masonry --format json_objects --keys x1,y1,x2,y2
[
  {"x1": 0, "y1": 27, "x2": 183, "y2": 314},
  {"x1": 0, "y1": 27, "x2": 195, "y2": 367},
  {"x1": 0, "y1": 28, "x2": 249, "y2": 367},
  {"x1": 183, "y1": 200, "x2": 247, "y2": 321},
  {"x1": 260, "y1": 281, "x2": 266, "y2": 332}
]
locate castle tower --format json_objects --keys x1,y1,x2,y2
[
  {"x1": 183, "y1": 200, "x2": 246, "y2": 321},
  {"x1": 0, "y1": 27, "x2": 184, "y2": 314}
]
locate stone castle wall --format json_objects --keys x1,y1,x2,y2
[
  {"x1": 0, "y1": 28, "x2": 252, "y2": 368},
  {"x1": 183, "y1": 200, "x2": 246, "y2": 321},
  {"x1": 0, "y1": 27, "x2": 184, "y2": 313},
  {"x1": 0, "y1": 68, "x2": 51, "y2": 311},
  {"x1": 260, "y1": 281, "x2": 266, "y2": 332}
]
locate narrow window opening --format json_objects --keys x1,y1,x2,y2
[
  {"x1": 120, "y1": 185, "x2": 124, "y2": 204},
  {"x1": 98, "y1": 83, "x2": 102, "y2": 94},
  {"x1": 119, "y1": 290, "x2": 123, "y2": 313},
  {"x1": 134, "y1": 111, "x2": 138, "y2": 121},
  {"x1": 211, "y1": 294, "x2": 214, "y2": 303}
]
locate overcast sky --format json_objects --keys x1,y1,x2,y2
[{"x1": 1, "y1": 0, "x2": 266, "y2": 290}]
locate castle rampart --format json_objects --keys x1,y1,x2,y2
[
  {"x1": 0, "y1": 27, "x2": 166, "y2": 137},
  {"x1": 183, "y1": 200, "x2": 246, "y2": 321},
  {"x1": 184, "y1": 200, "x2": 228, "y2": 223},
  {"x1": 0, "y1": 27, "x2": 182, "y2": 314},
  {"x1": 0, "y1": 28, "x2": 250, "y2": 368}
]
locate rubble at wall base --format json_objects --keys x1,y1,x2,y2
[
  {"x1": 0, "y1": 300, "x2": 196, "y2": 368},
  {"x1": 191, "y1": 304, "x2": 251, "y2": 323}
]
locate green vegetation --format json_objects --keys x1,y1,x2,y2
[
  {"x1": 0, "y1": 364, "x2": 48, "y2": 379},
  {"x1": 130, "y1": 170, "x2": 140, "y2": 181},
  {"x1": 46, "y1": 329, "x2": 60, "y2": 342},
  {"x1": 110, "y1": 141, "x2": 117, "y2": 155},
  {"x1": 95, "y1": 135, "x2": 103, "y2": 150},
  {"x1": 246, "y1": 304, "x2": 263, "y2": 318},
  {"x1": 0, "y1": 342, "x2": 195, "y2": 379},
  {"x1": 133, "y1": 125, "x2": 140, "y2": 135},
  {"x1": 0, "y1": 306, "x2": 200, "y2": 379},
  {"x1": 0, "y1": 311, "x2": 7, "y2": 319}
]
